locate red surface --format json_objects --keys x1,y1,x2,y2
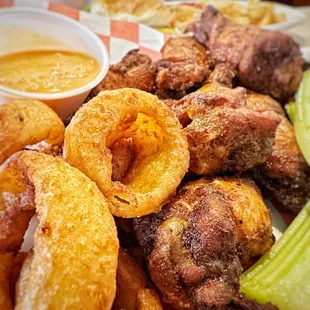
[
  {"x1": 111, "y1": 19, "x2": 139, "y2": 43},
  {"x1": 0, "y1": 0, "x2": 13, "y2": 8},
  {"x1": 97, "y1": 34, "x2": 110, "y2": 52},
  {"x1": 48, "y1": 3, "x2": 80, "y2": 20}
]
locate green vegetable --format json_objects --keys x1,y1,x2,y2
[
  {"x1": 240, "y1": 200, "x2": 310, "y2": 310},
  {"x1": 285, "y1": 70, "x2": 310, "y2": 165}
]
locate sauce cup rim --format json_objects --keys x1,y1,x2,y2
[{"x1": 0, "y1": 7, "x2": 109, "y2": 100}]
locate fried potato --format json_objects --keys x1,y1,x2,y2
[
  {"x1": 64, "y1": 88, "x2": 189, "y2": 218},
  {"x1": 92, "y1": 0, "x2": 174, "y2": 28},
  {"x1": 113, "y1": 248, "x2": 162, "y2": 310},
  {"x1": 0, "y1": 99, "x2": 65, "y2": 164},
  {"x1": 172, "y1": 5, "x2": 202, "y2": 34},
  {"x1": 0, "y1": 151, "x2": 119, "y2": 309},
  {"x1": 209, "y1": 0, "x2": 286, "y2": 26}
]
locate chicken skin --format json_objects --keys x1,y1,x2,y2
[
  {"x1": 155, "y1": 37, "x2": 210, "y2": 94},
  {"x1": 87, "y1": 50, "x2": 156, "y2": 100},
  {"x1": 167, "y1": 83, "x2": 309, "y2": 213},
  {"x1": 189, "y1": 6, "x2": 303, "y2": 103},
  {"x1": 247, "y1": 93, "x2": 310, "y2": 214},
  {"x1": 89, "y1": 38, "x2": 210, "y2": 102},
  {"x1": 134, "y1": 178, "x2": 274, "y2": 310},
  {"x1": 174, "y1": 83, "x2": 280, "y2": 175}
]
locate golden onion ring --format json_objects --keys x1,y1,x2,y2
[
  {"x1": 64, "y1": 88, "x2": 189, "y2": 217},
  {"x1": 0, "y1": 151, "x2": 119, "y2": 309},
  {"x1": 0, "y1": 99, "x2": 65, "y2": 164}
]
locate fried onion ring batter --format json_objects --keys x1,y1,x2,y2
[
  {"x1": 0, "y1": 99, "x2": 65, "y2": 164},
  {"x1": 64, "y1": 88, "x2": 189, "y2": 217},
  {"x1": 0, "y1": 151, "x2": 119, "y2": 309}
]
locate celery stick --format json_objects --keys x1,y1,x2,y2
[
  {"x1": 285, "y1": 70, "x2": 310, "y2": 165},
  {"x1": 240, "y1": 201, "x2": 310, "y2": 310}
]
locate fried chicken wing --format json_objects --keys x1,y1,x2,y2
[
  {"x1": 185, "y1": 107, "x2": 279, "y2": 176},
  {"x1": 155, "y1": 37, "x2": 210, "y2": 93},
  {"x1": 208, "y1": 63, "x2": 237, "y2": 88},
  {"x1": 134, "y1": 178, "x2": 274, "y2": 310},
  {"x1": 170, "y1": 82, "x2": 308, "y2": 212},
  {"x1": 173, "y1": 83, "x2": 280, "y2": 175},
  {"x1": 190, "y1": 6, "x2": 303, "y2": 103},
  {"x1": 241, "y1": 92, "x2": 310, "y2": 213},
  {"x1": 88, "y1": 50, "x2": 156, "y2": 100},
  {"x1": 247, "y1": 93, "x2": 310, "y2": 213}
]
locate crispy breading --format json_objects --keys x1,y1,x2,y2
[
  {"x1": 190, "y1": 6, "x2": 303, "y2": 103},
  {"x1": 88, "y1": 50, "x2": 156, "y2": 100},
  {"x1": 245, "y1": 92, "x2": 310, "y2": 213},
  {"x1": 172, "y1": 83, "x2": 280, "y2": 175},
  {"x1": 0, "y1": 99, "x2": 64, "y2": 164},
  {"x1": 134, "y1": 178, "x2": 274, "y2": 309},
  {"x1": 64, "y1": 88, "x2": 189, "y2": 218},
  {"x1": 0, "y1": 151, "x2": 119, "y2": 309},
  {"x1": 155, "y1": 36, "x2": 210, "y2": 92}
]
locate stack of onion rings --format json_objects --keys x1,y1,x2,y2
[{"x1": 0, "y1": 151, "x2": 119, "y2": 309}]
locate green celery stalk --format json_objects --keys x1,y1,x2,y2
[
  {"x1": 285, "y1": 70, "x2": 310, "y2": 165},
  {"x1": 240, "y1": 200, "x2": 310, "y2": 310}
]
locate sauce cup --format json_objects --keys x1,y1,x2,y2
[{"x1": 0, "y1": 7, "x2": 109, "y2": 119}]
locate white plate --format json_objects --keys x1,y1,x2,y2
[{"x1": 165, "y1": 1, "x2": 307, "y2": 31}]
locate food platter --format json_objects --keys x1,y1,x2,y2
[
  {"x1": 0, "y1": 1, "x2": 309, "y2": 310},
  {"x1": 0, "y1": 0, "x2": 292, "y2": 233}
]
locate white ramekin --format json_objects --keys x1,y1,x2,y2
[{"x1": 0, "y1": 7, "x2": 109, "y2": 119}]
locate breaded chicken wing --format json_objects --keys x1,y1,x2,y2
[
  {"x1": 155, "y1": 36, "x2": 210, "y2": 93},
  {"x1": 247, "y1": 93, "x2": 310, "y2": 213},
  {"x1": 167, "y1": 83, "x2": 309, "y2": 213},
  {"x1": 173, "y1": 83, "x2": 280, "y2": 175},
  {"x1": 88, "y1": 50, "x2": 156, "y2": 100},
  {"x1": 189, "y1": 6, "x2": 303, "y2": 103},
  {"x1": 134, "y1": 178, "x2": 274, "y2": 309}
]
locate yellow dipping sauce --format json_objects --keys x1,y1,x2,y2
[{"x1": 0, "y1": 50, "x2": 101, "y2": 93}]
